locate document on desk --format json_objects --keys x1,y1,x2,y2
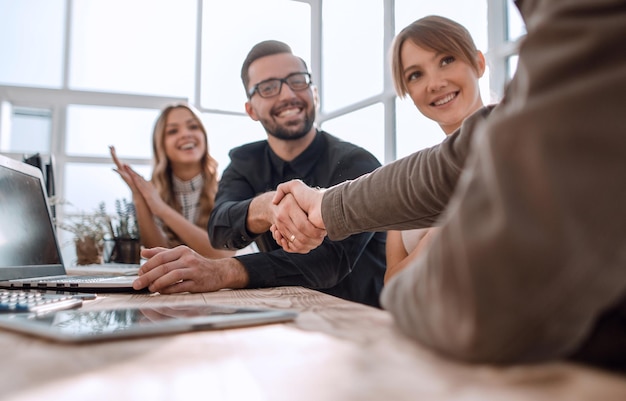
[{"x1": 0, "y1": 303, "x2": 297, "y2": 343}]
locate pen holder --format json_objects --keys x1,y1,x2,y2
[{"x1": 106, "y1": 238, "x2": 141, "y2": 264}]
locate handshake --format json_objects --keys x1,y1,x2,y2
[{"x1": 270, "y1": 179, "x2": 328, "y2": 254}]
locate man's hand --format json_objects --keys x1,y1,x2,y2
[
  {"x1": 271, "y1": 179, "x2": 327, "y2": 253},
  {"x1": 133, "y1": 246, "x2": 249, "y2": 294}
]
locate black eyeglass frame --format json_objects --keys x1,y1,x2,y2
[{"x1": 248, "y1": 72, "x2": 312, "y2": 99}]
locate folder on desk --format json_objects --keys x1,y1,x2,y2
[{"x1": 0, "y1": 154, "x2": 138, "y2": 292}]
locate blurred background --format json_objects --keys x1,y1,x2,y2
[{"x1": 0, "y1": 0, "x2": 525, "y2": 263}]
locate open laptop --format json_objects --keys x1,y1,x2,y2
[{"x1": 0, "y1": 154, "x2": 138, "y2": 292}]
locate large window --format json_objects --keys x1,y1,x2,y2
[
  {"x1": 201, "y1": 0, "x2": 311, "y2": 112},
  {"x1": 0, "y1": 0, "x2": 523, "y2": 263},
  {"x1": 69, "y1": 0, "x2": 197, "y2": 98},
  {"x1": 0, "y1": 0, "x2": 66, "y2": 88},
  {"x1": 2, "y1": 107, "x2": 52, "y2": 154}
]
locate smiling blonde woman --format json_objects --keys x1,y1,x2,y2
[{"x1": 110, "y1": 103, "x2": 234, "y2": 259}]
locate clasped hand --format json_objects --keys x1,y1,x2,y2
[{"x1": 270, "y1": 179, "x2": 327, "y2": 253}]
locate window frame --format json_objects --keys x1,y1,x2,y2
[{"x1": 0, "y1": 0, "x2": 519, "y2": 210}]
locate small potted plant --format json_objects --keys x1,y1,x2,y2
[
  {"x1": 108, "y1": 198, "x2": 141, "y2": 264},
  {"x1": 56, "y1": 201, "x2": 111, "y2": 265}
]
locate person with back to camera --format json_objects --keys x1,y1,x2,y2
[
  {"x1": 270, "y1": 0, "x2": 626, "y2": 373},
  {"x1": 110, "y1": 103, "x2": 234, "y2": 259},
  {"x1": 131, "y1": 40, "x2": 386, "y2": 308},
  {"x1": 384, "y1": 15, "x2": 488, "y2": 283}
]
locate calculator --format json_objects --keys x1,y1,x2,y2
[{"x1": 0, "y1": 290, "x2": 83, "y2": 314}]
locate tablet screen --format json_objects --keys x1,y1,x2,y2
[{"x1": 0, "y1": 304, "x2": 297, "y2": 342}]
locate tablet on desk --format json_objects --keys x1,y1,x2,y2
[{"x1": 0, "y1": 304, "x2": 297, "y2": 343}]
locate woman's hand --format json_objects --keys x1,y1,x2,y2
[
  {"x1": 124, "y1": 168, "x2": 168, "y2": 217},
  {"x1": 110, "y1": 145, "x2": 167, "y2": 217},
  {"x1": 110, "y1": 145, "x2": 139, "y2": 193}
]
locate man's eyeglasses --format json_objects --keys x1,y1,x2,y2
[{"x1": 248, "y1": 72, "x2": 312, "y2": 98}]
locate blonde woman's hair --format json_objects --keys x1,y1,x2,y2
[
  {"x1": 151, "y1": 103, "x2": 218, "y2": 246},
  {"x1": 391, "y1": 15, "x2": 481, "y2": 98}
]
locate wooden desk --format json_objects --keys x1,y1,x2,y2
[{"x1": 1, "y1": 286, "x2": 625, "y2": 401}]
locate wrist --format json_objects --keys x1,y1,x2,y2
[
  {"x1": 312, "y1": 190, "x2": 326, "y2": 229},
  {"x1": 247, "y1": 192, "x2": 275, "y2": 234},
  {"x1": 225, "y1": 258, "x2": 249, "y2": 288}
]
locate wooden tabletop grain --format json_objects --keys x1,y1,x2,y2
[{"x1": 1, "y1": 286, "x2": 625, "y2": 401}]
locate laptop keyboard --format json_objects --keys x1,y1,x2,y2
[
  {"x1": 24, "y1": 275, "x2": 129, "y2": 283},
  {"x1": 0, "y1": 290, "x2": 83, "y2": 314}
]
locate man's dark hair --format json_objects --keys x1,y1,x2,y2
[{"x1": 241, "y1": 40, "x2": 309, "y2": 96}]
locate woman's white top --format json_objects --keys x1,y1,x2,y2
[
  {"x1": 401, "y1": 228, "x2": 429, "y2": 253},
  {"x1": 172, "y1": 173, "x2": 203, "y2": 224}
]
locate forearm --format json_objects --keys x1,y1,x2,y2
[
  {"x1": 208, "y1": 199, "x2": 254, "y2": 250},
  {"x1": 220, "y1": 257, "x2": 250, "y2": 289},
  {"x1": 208, "y1": 165, "x2": 277, "y2": 249},
  {"x1": 321, "y1": 106, "x2": 494, "y2": 241},
  {"x1": 133, "y1": 196, "x2": 169, "y2": 248},
  {"x1": 239, "y1": 232, "x2": 376, "y2": 289},
  {"x1": 246, "y1": 192, "x2": 276, "y2": 234}
]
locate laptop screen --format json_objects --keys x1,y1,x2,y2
[{"x1": 0, "y1": 155, "x2": 64, "y2": 279}]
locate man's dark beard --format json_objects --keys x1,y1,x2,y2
[
  {"x1": 267, "y1": 115, "x2": 314, "y2": 140},
  {"x1": 261, "y1": 101, "x2": 316, "y2": 141}
]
